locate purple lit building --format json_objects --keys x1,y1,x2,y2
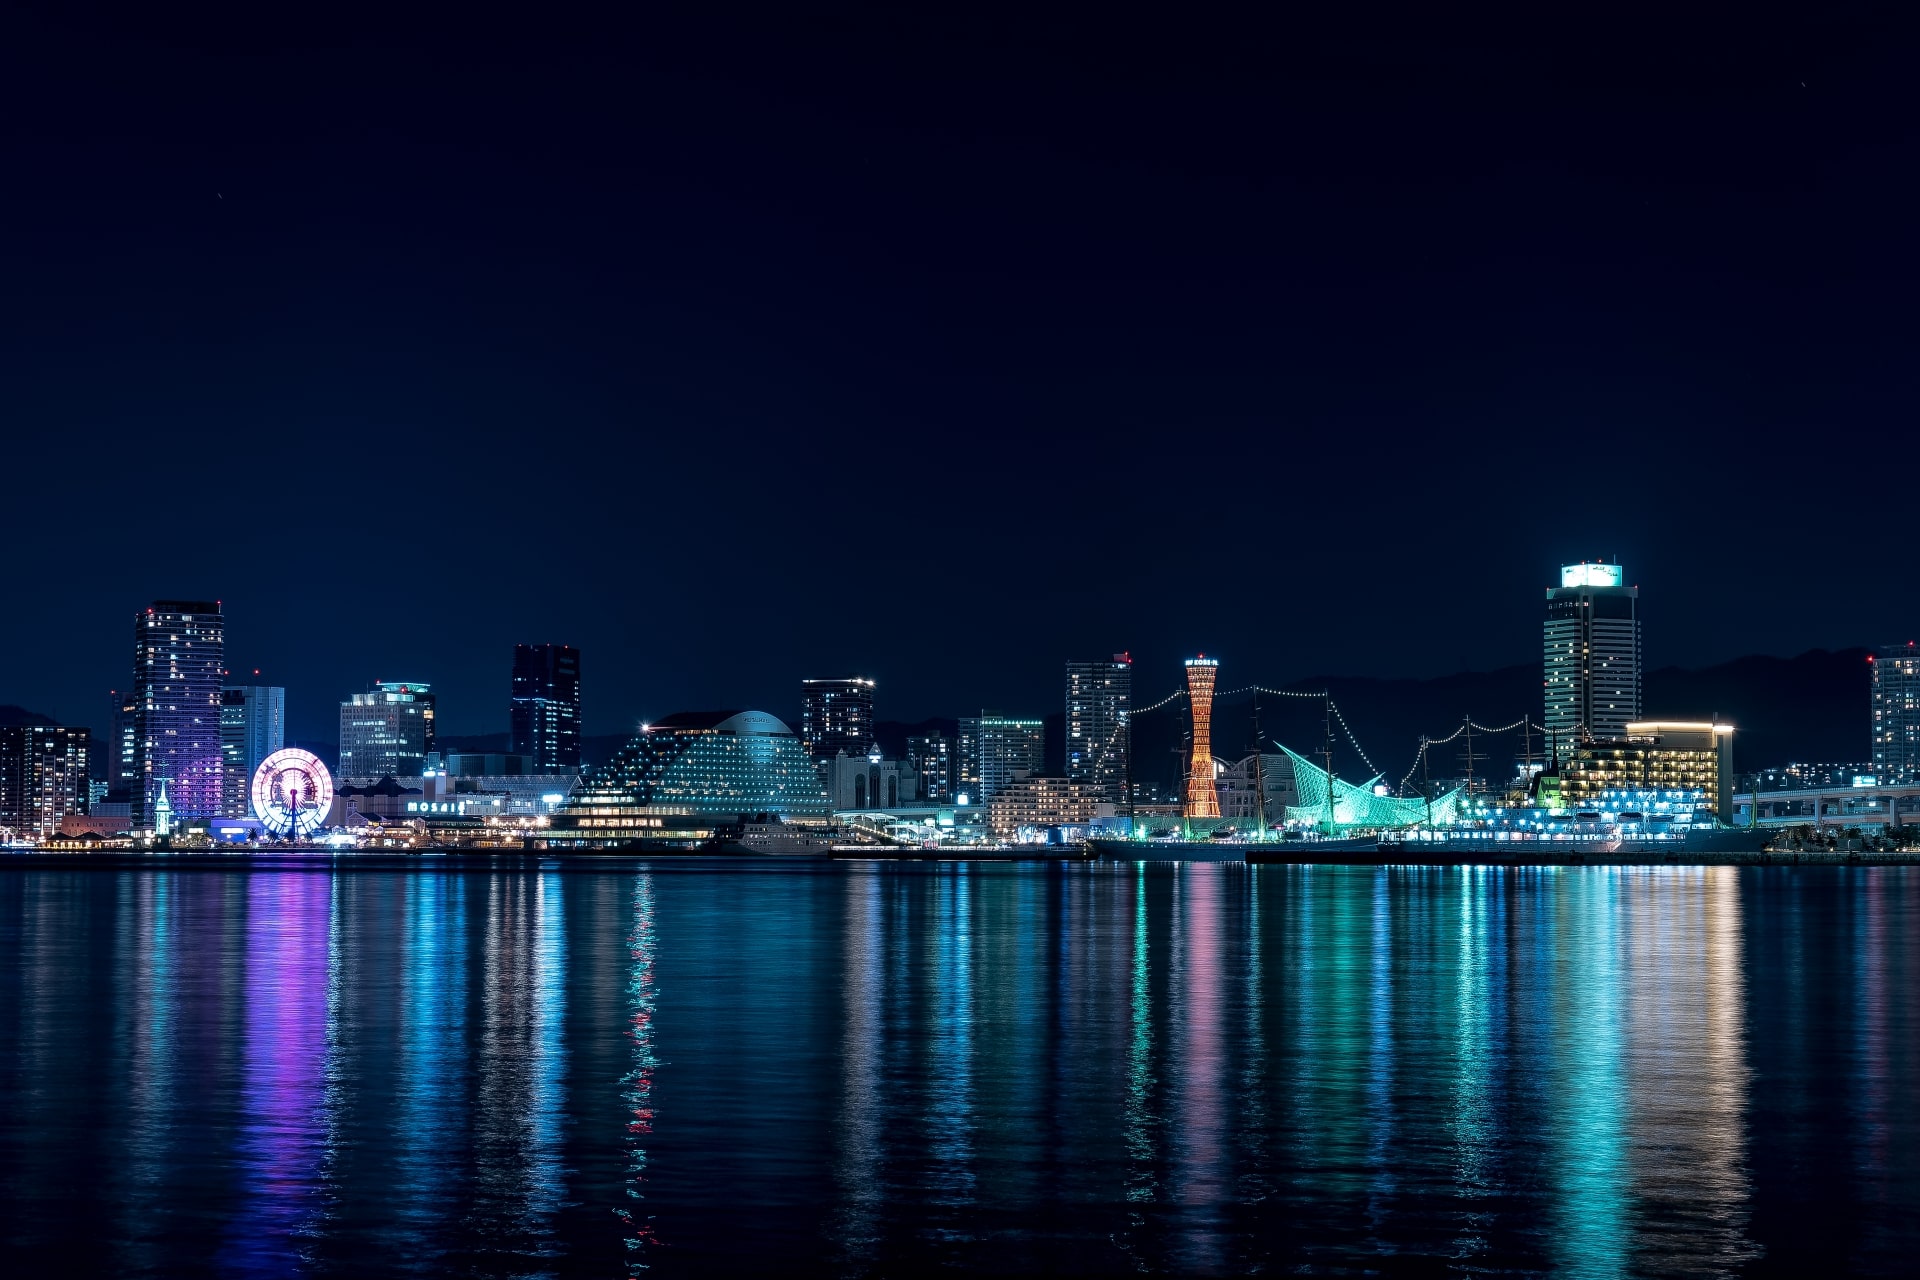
[{"x1": 132, "y1": 600, "x2": 226, "y2": 825}]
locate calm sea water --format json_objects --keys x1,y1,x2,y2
[{"x1": 1, "y1": 858, "x2": 1916, "y2": 1277}]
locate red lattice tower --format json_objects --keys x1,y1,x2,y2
[{"x1": 1184, "y1": 657, "x2": 1221, "y2": 818}]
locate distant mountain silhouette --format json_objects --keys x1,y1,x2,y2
[{"x1": 0, "y1": 705, "x2": 58, "y2": 728}]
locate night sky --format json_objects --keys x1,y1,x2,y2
[{"x1": 3, "y1": 8, "x2": 1912, "y2": 745}]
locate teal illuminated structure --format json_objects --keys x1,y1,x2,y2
[
  {"x1": 549, "y1": 710, "x2": 828, "y2": 846},
  {"x1": 1279, "y1": 746, "x2": 1461, "y2": 830}
]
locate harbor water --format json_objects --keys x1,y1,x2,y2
[{"x1": 2, "y1": 857, "x2": 1916, "y2": 1276}]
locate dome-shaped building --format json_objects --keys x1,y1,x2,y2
[{"x1": 547, "y1": 710, "x2": 828, "y2": 847}]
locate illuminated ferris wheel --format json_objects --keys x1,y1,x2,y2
[{"x1": 251, "y1": 748, "x2": 335, "y2": 838}]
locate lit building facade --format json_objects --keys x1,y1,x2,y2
[
  {"x1": 1065, "y1": 656, "x2": 1131, "y2": 803},
  {"x1": 824, "y1": 749, "x2": 918, "y2": 810},
  {"x1": 0, "y1": 725, "x2": 92, "y2": 842},
  {"x1": 220, "y1": 685, "x2": 285, "y2": 818},
  {"x1": 108, "y1": 689, "x2": 137, "y2": 803},
  {"x1": 510, "y1": 643, "x2": 581, "y2": 770},
  {"x1": 801, "y1": 677, "x2": 875, "y2": 761},
  {"x1": 132, "y1": 600, "x2": 226, "y2": 824},
  {"x1": 1184, "y1": 657, "x2": 1221, "y2": 818},
  {"x1": 1540, "y1": 721, "x2": 1734, "y2": 822},
  {"x1": 550, "y1": 710, "x2": 828, "y2": 845},
  {"x1": 958, "y1": 713, "x2": 1044, "y2": 802},
  {"x1": 907, "y1": 733, "x2": 954, "y2": 803},
  {"x1": 1544, "y1": 563, "x2": 1641, "y2": 760},
  {"x1": 338, "y1": 681, "x2": 434, "y2": 781},
  {"x1": 987, "y1": 775, "x2": 1113, "y2": 840},
  {"x1": 1872, "y1": 643, "x2": 1920, "y2": 784}
]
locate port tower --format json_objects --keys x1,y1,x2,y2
[{"x1": 1184, "y1": 657, "x2": 1222, "y2": 818}]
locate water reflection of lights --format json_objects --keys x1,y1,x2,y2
[{"x1": 617, "y1": 874, "x2": 660, "y2": 1272}]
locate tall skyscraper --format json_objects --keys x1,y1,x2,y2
[
  {"x1": 510, "y1": 644, "x2": 582, "y2": 770},
  {"x1": 957, "y1": 713, "x2": 1044, "y2": 802},
  {"x1": 1871, "y1": 642, "x2": 1920, "y2": 783},
  {"x1": 906, "y1": 733, "x2": 954, "y2": 803},
  {"x1": 339, "y1": 681, "x2": 433, "y2": 781},
  {"x1": 131, "y1": 600, "x2": 225, "y2": 825},
  {"x1": 0, "y1": 725, "x2": 91, "y2": 841},
  {"x1": 1184, "y1": 657, "x2": 1221, "y2": 818},
  {"x1": 801, "y1": 677, "x2": 875, "y2": 761},
  {"x1": 220, "y1": 685, "x2": 286, "y2": 817},
  {"x1": 1065, "y1": 656, "x2": 1132, "y2": 802},
  {"x1": 1544, "y1": 563, "x2": 1641, "y2": 759}
]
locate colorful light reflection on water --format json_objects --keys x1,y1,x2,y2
[{"x1": 1, "y1": 861, "x2": 1918, "y2": 1276}]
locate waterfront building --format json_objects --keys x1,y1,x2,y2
[
  {"x1": 550, "y1": 710, "x2": 829, "y2": 844},
  {"x1": 443, "y1": 751, "x2": 539, "y2": 776},
  {"x1": 219, "y1": 685, "x2": 285, "y2": 818},
  {"x1": 1871, "y1": 643, "x2": 1920, "y2": 783},
  {"x1": 0, "y1": 725, "x2": 92, "y2": 842},
  {"x1": 510, "y1": 643, "x2": 582, "y2": 770},
  {"x1": 987, "y1": 775, "x2": 1113, "y2": 841},
  {"x1": 1065, "y1": 656, "x2": 1131, "y2": 802},
  {"x1": 958, "y1": 713, "x2": 1044, "y2": 802},
  {"x1": 800, "y1": 677, "x2": 875, "y2": 762},
  {"x1": 338, "y1": 681, "x2": 434, "y2": 782},
  {"x1": 824, "y1": 749, "x2": 918, "y2": 810},
  {"x1": 1539, "y1": 721, "x2": 1734, "y2": 822},
  {"x1": 131, "y1": 600, "x2": 225, "y2": 824},
  {"x1": 1544, "y1": 563, "x2": 1641, "y2": 760},
  {"x1": 906, "y1": 733, "x2": 954, "y2": 803},
  {"x1": 1750, "y1": 762, "x2": 1878, "y2": 791}
]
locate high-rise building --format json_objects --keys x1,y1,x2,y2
[
  {"x1": 1544, "y1": 563, "x2": 1641, "y2": 760},
  {"x1": 131, "y1": 600, "x2": 225, "y2": 825},
  {"x1": 1871, "y1": 643, "x2": 1920, "y2": 783},
  {"x1": 107, "y1": 688, "x2": 137, "y2": 802},
  {"x1": 338, "y1": 681, "x2": 433, "y2": 781},
  {"x1": 510, "y1": 643, "x2": 582, "y2": 770},
  {"x1": 220, "y1": 685, "x2": 286, "y2": 817},
  {"x1": 906, "y1": 733, "x2": 954, "y2": 803},
  {"x1": 801, "y1": 677, "x2": 875, "y2": 762},
  {"x1": 954, "y1": 719, "x2": 981, "y2": 801},
  {"x1": 957, "y1": 713, "x2": 1044, "y2": 802},
  {"x1": 1065, "y1": 656, "x2": 1132, "y2": 802},
  {"x1": 1184, "y1": 657, "x2": 1221, "y2": 818},
  {"x1": 0, "y1": 725, "x2": 92, "y2": 842}
]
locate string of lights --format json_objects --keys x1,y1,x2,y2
[
  {"x1": 1328, "y1": 701, "x2": 1378, "y2": 776},
  {"x1": 1465, "y1": 717, "x2": 1545, "y2": 735},
  {"x1": 1219, "y1": 685, "x2": 1326, "y2": 700},
  {"x1": 1397, "y1": 740, "x2": 1429, "y2": 795},
  {"x1": 1131, "y1": 688, "x2": 1188, "y2": 716}
]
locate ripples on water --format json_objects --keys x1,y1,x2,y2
[{"x1": 1, "y1": 861, "x2": 1916, "y2": 1277}]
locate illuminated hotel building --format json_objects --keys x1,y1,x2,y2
[
  {"x1": 1544, "y1": 563, "x2": 1641, "y2": 760},
  {"x1": 549, "y1": 710, "x2": 828, "y2": 845},
  {"x1": 958, "y1": 713, "x2": 1044, "y2": 802},
  {"x1": 1872, "y1": 643, "x2": 1920, "y2": 783},
  {"x1": 220, "y1": 685, "x2": 285, "y2": 817},
  {"x1": 510, "y1": 643, "x2": 581, "y2": 770},
  {"x1": 131, "y1": 600, "x2": 226, "y2": 824},
  {"x1": 338, "y1": 681, "x2": 433, "y2": 782},
  {"x1": 801, "y1": 677, "x2": 875, "y2": 761},
  {"x1": 1065, "y1": 656, "x2": 1131, "y2": 802},
  {"x1": 1184, "y1": 657, "x2": 1221, "y2": 818},
  {"x1": 0, "y1": 725, "x2": 92, "y2": 842},
  {"x1": 1541, "y1": 721, "x2": 1736, "y2": 822}
]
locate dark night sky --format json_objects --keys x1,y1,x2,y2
[{"x1": 2, "y1": 7, "x2": 1913, "y2": 744}]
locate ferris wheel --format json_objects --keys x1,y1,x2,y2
[{"x1": 250, "y1": 748, "x2": 335, "y2": 838}]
